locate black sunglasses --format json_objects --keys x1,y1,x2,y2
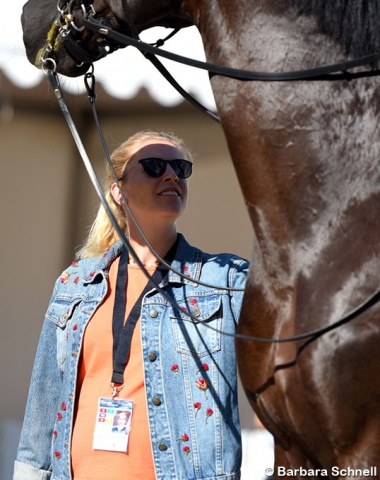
[{"x1": 138, "y1": 158, "x2": 193, "y2": 179}]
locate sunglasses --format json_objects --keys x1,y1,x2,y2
[{"x1": 139, "y1": 158, "x2": 193, "y2": 179}]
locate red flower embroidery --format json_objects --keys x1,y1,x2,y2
[
  {"x1": 206, "y1": 408, "x2": 214, "y2": 424},
  {"x1": 53, "y1": 430, "x2": 58, "y2": 438},
  {"x1": 89, "y1": 272, "x2": 95, "y2": 277},
  {"x1": 196, "y1": 363, "x2": 209, "y2": 375},
  {"x1": 71, "y1": 261, "x2": 78, "y2": 267},
  {"x1": 60, "y1": 402, "x2": 67, "y2": 411},
  {"x1": 73, "y1": 276, "x2": 79, "y2": 284},
  {"x1": 176, "y1": 433, "x2": 189, "y2": 442},
  {"x1": 182, "y1": 265, "x2": 190, "y2": 277},
  {"x1": 57, "y1": 412, "x2": 63, "y2": 421},
  {"x1": 54, "y1": 451, "x2": 61, "y2": 459},
  {"x1": 171, "y1": 364, "x2": 179, "y2": 375},
  {"x1": 190, "y1": 298, "x2": 201, "y2": 317},
  {"x1": 183, "y1": 445, "x2": 190, "y2": 455},
  {"x1": 73, "y1": 324, "x2": 78, "y2": 331},
  {"x1": 60, "y1": 272, "x2": 69, "y2": 284},
  {"x1": 195, "y1": 378, "x2": 209, "y2": 399},
  {"x1": 194, "y1": 401, "x2": 202, "y2": 417}
]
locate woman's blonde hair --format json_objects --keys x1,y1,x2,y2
[{"x1": 76, "y1": 130, "x2": 193, "y2": 259}]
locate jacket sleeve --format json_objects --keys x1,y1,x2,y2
[{"x1": 14, "y1": 280, "x2": 62, "y2": 479}]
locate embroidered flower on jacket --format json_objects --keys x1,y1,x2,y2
[
  {"x1": 195, "y1": 378, "x2": 209, "y2": 399},
  {"x1": 194, "y1": 401, "x2": 202, "y2": 417},
  {"x1": 60, "y1": 402, "x2": 67, "y2": 411},
  {"x1": 206, "y1": 408, "x2": 214, "y2": 424},
  {"x1": 73, "y1": 276, "x2": 80, "y2": 284},
  {"x1": 176, "y1": 433, "x2": 189, "y2": 442},
  {"x1": 73, "y1": 324, "x2": 78, "y2": 331},
  {"x1": 71, "y1": 261, "x2": 78, "y2": 267},
  {"x1": 196, "y1": 363, "x2": 209, "y2": 375},
  {"x1": 190, "y1": 298, "x2": 201, "y2": 317},
  {"x1": 53, "y1": 430, "x2": 58, "y2": 439},
  {"x1": 57, "y1": 412, "x2": 63, "y2": 421},
  {"x1": 60, "y1": 272, "x2": 70, "y2": 284},
  {"x1": 182, "y1": 265, "x2": 190, "y2": 277},
  {"x1": 183, "y1": 445, "x2": 191, "y2": 456},
  {"x1": 54, "y1": 451, "x2": 61, "y2": 459},
  {"x1": 171, "y1": 364, "x2": 179, "y2": 375}
]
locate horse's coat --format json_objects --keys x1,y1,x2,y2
[{"x1": 21, "y1": 0, "x2": 380, "y2": 476}]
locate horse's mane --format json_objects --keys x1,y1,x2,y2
[{"x1": 293, "y1": 0, "x2": 380, "y2": 58}]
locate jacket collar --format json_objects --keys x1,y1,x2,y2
[
  {"x1": 165, "y1": 233, "x2": 203, "y2": 287},
  {"x1": 84, "y1": 233, "x2": 203, "y2": 286}
]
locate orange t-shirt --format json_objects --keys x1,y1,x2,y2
[{"x1": 71, "y1": 259, "x2": 156, "y2": 480}]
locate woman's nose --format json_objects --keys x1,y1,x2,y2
[{"x1": 162, "y1": 164, "x2": 179, "y2": 181}]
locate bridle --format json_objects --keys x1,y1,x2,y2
[
  {"x1": 40, "y1": 0, "x2": 380, "y2": 118},
  {"x1": 41, "y1": 0, "x2": 380, "y2": 345}
]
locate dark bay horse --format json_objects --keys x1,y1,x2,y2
[{"x1": 21, "y1": 0, "x2": 380, "y2": 476}]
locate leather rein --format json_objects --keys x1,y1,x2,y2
[{"x1": 41, "y1": 0, "x2": 380, "y2": 344}]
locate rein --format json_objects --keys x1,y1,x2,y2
[
  {"x1": 82, "y1": 15, "x2": 380, "y2": 82},
  {"x1": 41, "y1": 1, "x2": 380, "y2": 344}
]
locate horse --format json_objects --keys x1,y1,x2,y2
[{"x1": 21, "y1": 0, "x2": 380, "y2": 477}]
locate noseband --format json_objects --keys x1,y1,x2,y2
[{"x1": 37, "y1": 0, "x2": 125, "y2": 72}]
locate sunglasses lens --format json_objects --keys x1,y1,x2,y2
[
  {"x1": 172, "y1": 160, "x2": 193, "y2": 178},
  {"x1": 139, "y1": 159, "x2": 193, "y2": 179},
  {"x1": 140, "y1": 158, "x2": 166, "y2": 177}
]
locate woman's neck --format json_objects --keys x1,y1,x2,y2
[{"x1": 127, "y1": 224, "x2": 178, "y2": 266}]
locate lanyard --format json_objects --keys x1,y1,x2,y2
[{"x1": 111, "y1": 237, "x2": 179, "y2": 395}]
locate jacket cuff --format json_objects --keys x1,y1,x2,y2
[{"x1": 13, "y1": 460, "x2": 51, "y2": 480}]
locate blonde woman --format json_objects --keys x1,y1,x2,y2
[{"x1": 14, "y1": 130, "x2": 249, "y2": 480}]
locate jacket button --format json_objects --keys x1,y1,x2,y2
[
  {"x1": 148, "y1": 352, "x2": 157, "y2": 362},
  {"x1": 152, "y1": 397, "x2": 161, "y2": 406},
  {"x1": 150, "y1": 309, "x2": 158, "y2": 318},
  {"x1": 158, "y1": 443, "x2": 167, "y2": 451}
]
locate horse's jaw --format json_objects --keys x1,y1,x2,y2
[
  {"x1": 21, "y1": 0, "x2": 194, "y2": 77},
  {"x1": 21, "y1": 0, "x2": 90, "y2": 77}
]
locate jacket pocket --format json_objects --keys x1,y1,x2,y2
[
  {"x1": 46, "y1": 296, "x2": 83, "y2": 366},
  {"x1": 170, "y1": 294, "x2": 222, "y2": 358}
]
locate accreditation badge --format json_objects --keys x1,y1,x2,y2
[{"x1": 92, "y1": 397, "x2": 134, "y2": 453}]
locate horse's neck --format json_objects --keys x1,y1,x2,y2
[
  {"x1": 194, "y1": 1, "x2": 380, "y2": 306},
  {"x1": 197, "y1": 1, "x2": 345, "y2": 70}
]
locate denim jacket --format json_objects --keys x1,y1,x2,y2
[{"x1": 14, "y1": 234, "x2": 249, "y2": 480}]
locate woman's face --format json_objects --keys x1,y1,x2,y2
[
  {"x1": 117, "y1": 413, "x2": 128, "y2": 426},
  {"x1": 114, "y1": 140, "x2": 190, "y2": 226}
]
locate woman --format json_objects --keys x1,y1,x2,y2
[{"x1": 14, "y1": 130, "x2": 249, "y2": 480}]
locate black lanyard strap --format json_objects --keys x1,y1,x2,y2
[{"x1": 111, "y1": 238, "x2": 179, "y2": 388}]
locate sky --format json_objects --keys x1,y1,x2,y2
[{"x1": 0, "y1": 0, "x2": 215, "y2": 107}]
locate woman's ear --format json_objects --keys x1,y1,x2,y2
[{"x1": 111, "y1": 182, "x2": 125, "y2": 206}]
